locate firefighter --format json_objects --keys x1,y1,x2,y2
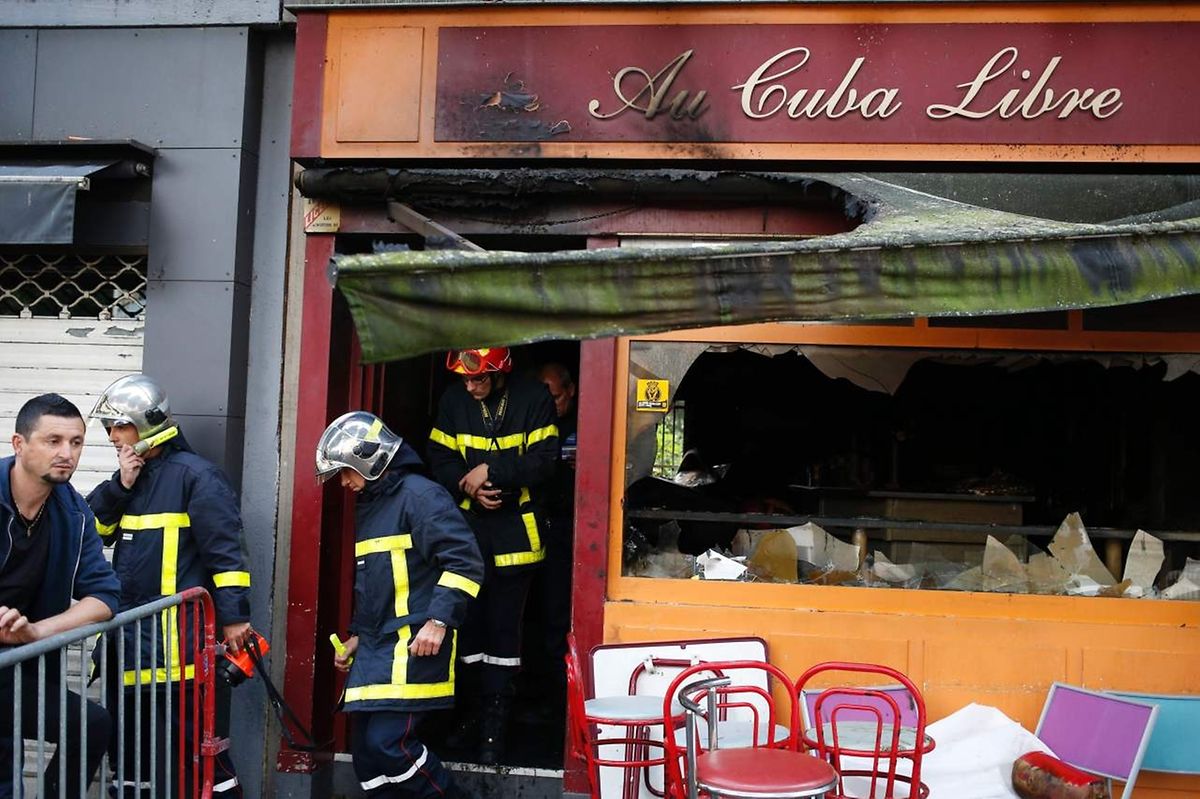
[
  {"x1": 318, "y1": 411, "x2": 484, "y2": 799},
  {"x1": 86, "y1": 374, "x2": 249, "y2": 797},
  {"x1": 428, "y1": 347, "x2": 558, "y2": 763}
]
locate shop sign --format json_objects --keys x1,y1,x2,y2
[
  {"x1": 303, "y1": 198, "x2": 341, "y2": 233},
  {"x1": 635, "y1": 379, "x2": 670, "y2": 412},
  {"x1": 434, "y1": 23, "x2": 1199, "y2": 146}
]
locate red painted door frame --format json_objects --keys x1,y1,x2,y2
[
  {"x1": 278, "y1": 232, "x2": 337, "y2": 773},
  {"x1": 565, "y1": 337, "x2": 617, "y2": 793},
  {"x1": 277, "y1": 236, "x2": 617, "y2": 784}
]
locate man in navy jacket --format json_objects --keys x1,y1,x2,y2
[
  {"x1": 87, "y1": 374, "x2": 250, "y2": 796},
  {"x1": 0, "y1": 393, "x2": 121, "y2": 798},
  {"x1": 320, "y1": 411, "x2": 484, "y2": 798}
]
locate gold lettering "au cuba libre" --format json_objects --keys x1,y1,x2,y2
[{"x1": 587, "y1": 46, "x2": 1123, "y2": 122}]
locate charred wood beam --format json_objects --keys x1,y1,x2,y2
[
  {"x1": 298, "y1": 167, "x2": 863, "y2": 217},
  {"x1": 386, "y1": 200, "x2": 483, "y2": 251}
]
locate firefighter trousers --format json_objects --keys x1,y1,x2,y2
[
  {"x1": 458, "y1": 566, "x2": 535, "y2": 697},
  {"x1": 351, "y1": 711, "x2": 454, "y2": 798}
]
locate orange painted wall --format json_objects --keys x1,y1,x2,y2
[
  {"x1": 604, "y1": 324, "x2": 1200, "y2": 798},
  {"x1": 602, "y1": 590, "x2": 1199, "y2": 797}
]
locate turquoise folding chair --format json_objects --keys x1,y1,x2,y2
[{"x1": 1107, "y1": 692, "x2": 1200, "y2": 776}]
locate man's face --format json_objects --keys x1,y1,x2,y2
[
  {"x1": 12, "y1": 414, "x2": 86, "y2": 485},
  {"x1": 340, "y1": 467, "x2": 366, "y2": 493},
  {"x1": 541, "y1": 374, "x2": 576, "y2": 419},
  {"x1": 107, "y1": 422, "x2": 140, "y2": 450},
  {"x1": 462, "y1": 373, "x2": 493, "y2": 401}
]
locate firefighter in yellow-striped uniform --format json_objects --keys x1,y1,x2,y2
[
  {"x1": 427, "y1": 347, "x2": 558, "y2": 764},
  {"x1": 319, "y1": 411, "x2": 484, "y2": 799},
  {"x1": 86, "y1": 374, "x2": 250, "y2": 797}
]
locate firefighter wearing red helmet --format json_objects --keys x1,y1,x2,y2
[{"x1": 428, "y1": 347, "x2": 558, "y2": 764}]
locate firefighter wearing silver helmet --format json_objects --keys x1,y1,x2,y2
[
  {"x1": 316, "y1": 411, "x2": 403, "y2": 483},
  {"x1": 87, "y1": 374, "x2": 250, "y2": 797},
  {"x1": 319, "y1": 411, "x2": 484, "y2": 799},
  {"x1": 89, "y1": 373, "x2": 174, "y2": 443}
]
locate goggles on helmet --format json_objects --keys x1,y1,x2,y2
[{"x1": 446, "y1": 347, "x2": 512, "y2": 376}]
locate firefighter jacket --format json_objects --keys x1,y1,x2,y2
[
  {"x1": 427, "y1": 374, "x2": 558, "y2": 570},
  {"x1": 344, "y1": 443, "x2": 484, "y2": 713},
  {"x1": 0, "y1": 455, "x2": 120, "y2": 624},
  {"x1": 86, "y1": 435, "x2": 250, "y2": 686}
]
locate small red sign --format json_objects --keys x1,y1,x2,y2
[{"x1": 434, "y1": 23, "x2": 1199, "y2": 146}]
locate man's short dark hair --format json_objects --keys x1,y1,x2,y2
[
  {"x1": 15, "y1": 393, "x2": 85, "y2": 438},
  {"x1": 539, "y1": 362, "x2": 574, "y2": 387}
]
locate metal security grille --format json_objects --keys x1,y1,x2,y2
[
  {"x1": 653, "y1": 400, "x2": 686, "y2": 478},
  {"x1": 0, "y1": 252, "x2": 147, "y2": 320}
]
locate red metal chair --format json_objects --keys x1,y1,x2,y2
[
  {"x1": 662, "y1": 661, "x2": 839, "y2": 799},
  {"x1": 566, "y1": 633, "x2": 683, "y2": 799},
  {"x1": 795, "y1": 662, "x2": 932, "y2": 799}
]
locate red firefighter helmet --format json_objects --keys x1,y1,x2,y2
[{"x1": 446, "y1": 347, "x2": 512, "y2": 376}]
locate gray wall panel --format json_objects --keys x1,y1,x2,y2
[
  {"x1": 0, "y1": 30, "x2": 36, "y2": 139},
  {"x1": 0, "y1": 1, "x2": 282, "y2": 29},
  {"x1": 147, "y1": 148, "x2": 252, "y2": 284},
  {"x1": 171, "y1": 413, "x2": 238, "y2": 485},
  {"x1": 233, "y1": 32, "x2": 293, "y2": 799},
  {"x1": 144, "y1": 278, "x2": 240, "y2": 422},
  {"x1": 234, "y1": 151, "x2": 261, "y2": 286},
  {"x1": 32, "y1": 27, "x2": 251, "y2": 148}
]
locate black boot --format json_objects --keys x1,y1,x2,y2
[{"x1": 478, "y1": 694, "x2": 511, "y2": 765}]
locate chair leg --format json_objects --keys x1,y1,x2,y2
[{"x1": 622, "y1": 725, "x2": 651, "y2": 799}]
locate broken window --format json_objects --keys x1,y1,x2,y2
[{"x1": 620, "y1": 338, "x2": 1200, "y2": 600}]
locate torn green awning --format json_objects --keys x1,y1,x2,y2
[{"x1": 332, "y1": 173, "x2": 1200, "y2": 363}]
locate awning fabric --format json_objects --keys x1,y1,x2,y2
[
  {"x1": 0, "y1": 162, "x2": 116, "y2": 244},
  {"x1": 330, "y1": 173, "x2": 1200, "y2": 363}
]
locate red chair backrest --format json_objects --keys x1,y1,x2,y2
[
  {"x1": 660, "y1": 660, "x2": 799, "y2": 799},
  {"x1": 794, "y1": 661, "x2": 928, "y2": 799},
  {"x1": 564, "y1": 632, "x2": 592, "y2": 765}
]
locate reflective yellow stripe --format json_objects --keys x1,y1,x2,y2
[
  {"x1": 493, "y1": 512, "x2": 545, "y2": 568},
  {"x1": 493, "y1": 433, "x2": 525, "y2": 450},
  {"x1": 121, "y1": 512, "x2": 190, "y2": 530},
  {"x1": 344, "y1": 680, "x2": 456, "y2": 702},
  {"x1": 457, "y1": 434, "x2": 492, "y2": 452},
  {"x1": 355, "y1": 534, "x2": 413, "y2": 557},
  {"x1": 213, "y1": 571, "x2": 251, "y2": 588},
  {"x1": 522, "y1": 511, "x2": 542, "y2": 554},
  {"x1": 459, "y1": 497, "x2": 471, "y2": 510},
  {"x1": 494, "y1": 549, "x2": 547, "y2": 568},
  {"x1": 391, "y1": 551, "x2": 410, "y2": 618},
  {"x1": 123, "y1": 664, "x2": 195, "y2": 686},
  {"x1": 96, "y1": 519, "x2": 118, "y2": 538},
  {"x1": 160, "y1": 524, "x2": 182, "y2": 677},
  {"x1": 438, "y1": 572, "x2": 481, "y2": 598},
  {"x1": 526, "y1": 424, "x2": 558, "y2": 446},
  {"x1": 161, "y1": 526, "x2": 179, "y2": 595},
  {"x1": 456, "y1": 432, "x2": 525, "y2": 453},
  {"x1": 518, "y1": 487, "x2": 531, "y2": 506},
  {"x1": 365, "y1": 418, "x2": 383, "y2": 442},
  {"x1": 429, "y1": 428, "x2": 457, "y2": 451},
  {"x1": 392, "y1": 625, "x2": 410, "y2": 686}
]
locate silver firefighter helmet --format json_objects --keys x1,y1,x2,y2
[
  {"x1": 90, "y1": 374, "x2": 173, "y2": 440},
  {"x1": 315, "y1": 411, "x2": 402, "y2": 483}
]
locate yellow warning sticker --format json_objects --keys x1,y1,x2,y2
[{"x1": 635, "y1": 379, "x2": 670, "y2": 412}]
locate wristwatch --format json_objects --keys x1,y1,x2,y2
[{"x1": 429, "y1": 618, "x2": 448, "y2": 629}]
